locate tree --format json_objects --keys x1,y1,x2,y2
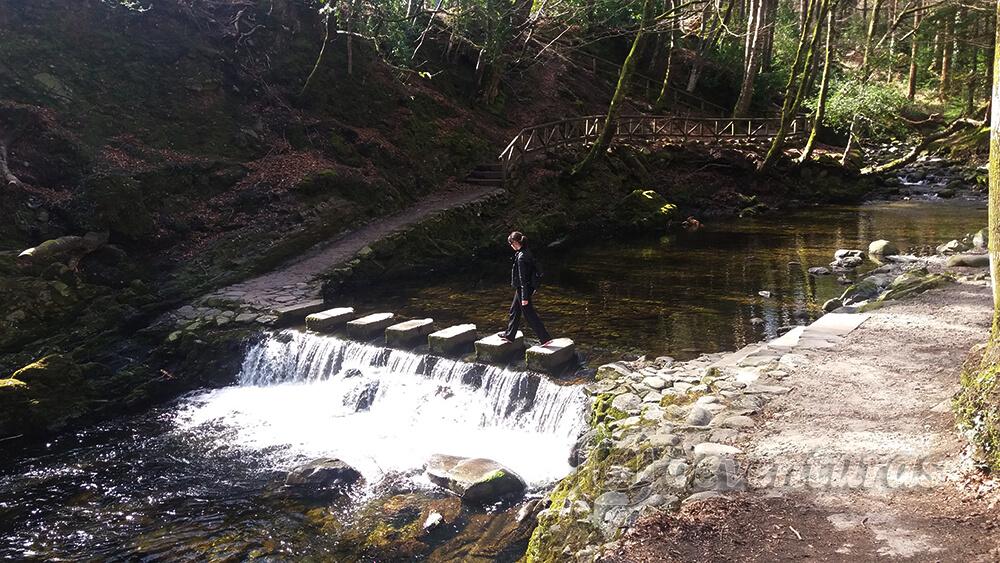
[
  {"x1": 990, "y1": 0, "x2": 1000, "y2": 338},
  {"x1": 573, "y1": 0, "x2": 654, "y2": 175},
  {"x1": 760, "y1": 0, "x2": 827, "y2": 170},
  {"x1": 733, "y1": 0, "x2": 769, "y2": 117},
  {"x1": 799, "y1": 5, "x2": 835, "y2": 162}
]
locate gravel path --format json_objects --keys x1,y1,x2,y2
[{"x1": 610, "y1": 280, "x2": 1000, "y2": 562}]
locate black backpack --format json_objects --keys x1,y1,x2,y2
[{"x1": 531, "y1": 254, "x2": 544, "y2": 289}]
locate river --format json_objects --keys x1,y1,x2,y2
[{"x1": 0, "y1": 199, "x2": 986, "y2": 560}]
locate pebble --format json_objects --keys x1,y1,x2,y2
[
  {"x1": 642, "y1": 376, "x2": 667, "y2": 390},
  {"x1": 686, "y1": 406, "x2": 714, "y2": 426},
  {"x1": 718, "y1": 415, "x2": 754, "y2": 428},
  {"x1": 693, "y1": 443, "x2": 742, "y2": 457}
]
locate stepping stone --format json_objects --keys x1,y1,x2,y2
[
  {"x1": 305, "y1": 307, "x2": 356, "y2": 332},
  {"x1": 273, "y1": 299, "x2": 327, "y2": 325},
  {"x1": 428, "y1": 324, "x2": 477, "y2": 356},
  {"x1": 346, "y1": 312, "x2": 395, "y2": 339},
  {"x1": 525, "y1": 338, "x2": 575, "y2": 373},
  {"x1": 474, "y1": 331, "x2": 524, "y2": 363},
  {"x1": 385, "y1": 318, "x2": 435, "y2": 348}
]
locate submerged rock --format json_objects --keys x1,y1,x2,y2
[
  {"x1": 286, "y1": 458, "x2": 363, "y2": 494},
  {"x1": 425, "y1": 454, "x2": 526, "y2": 504}
]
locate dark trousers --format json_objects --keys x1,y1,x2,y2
[{"x1": 504, "y1": 288, "x2": 551, "y2": 343}]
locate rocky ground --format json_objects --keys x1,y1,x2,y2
[{"x1": 523, "y1": 232, "x2": 1000, "y2": 561}]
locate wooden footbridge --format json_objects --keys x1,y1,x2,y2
[{"x1": 496, "y1": 112, "x2": 809, "y2": 182}]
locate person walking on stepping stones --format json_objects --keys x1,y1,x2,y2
[{"x1": 499, "y1": 231, "x2": 552, "y2": 344}]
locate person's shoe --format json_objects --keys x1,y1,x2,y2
[
  {"x1": 496, "y1": 332, "x2": 512, "y2": 342},
  {"x1": 542, "y1": 339, "x2": 555, "y2": 346}
]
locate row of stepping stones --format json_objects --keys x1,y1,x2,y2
[{"x1": 273, "y1": 300, "x2": 575, "y2": 374}]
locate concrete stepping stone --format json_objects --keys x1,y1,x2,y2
[
  {"x1": 273, "y1": 299, "x2": 327, "y2": 325},
  {"x1": 428, "y1": 324, "x2": 477, "y2": 356},
  {"x1": 474, "y1": 331, "x2": 524, "y2": 363},
  {"x1": 525, "y1": 338, "x2": 575, "y2": 373},
  {"x1": 385, "y1": 318, "x2": 435, "y2": 348},
  {"x1": 346, "y1": 312, "x2": 395, "y2": 339},
  {"x1": 305, "y1": 307, "x2": 356, "y2": 332}
]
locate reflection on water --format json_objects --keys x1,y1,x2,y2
[{"x1": 352, "y1": 201, "x2": 986, "y2": 362}]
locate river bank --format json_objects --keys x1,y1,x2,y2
[{"x1": 521, "y1": 240, "x2": 1000, "y2": 560}]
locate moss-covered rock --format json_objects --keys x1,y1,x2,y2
[
  {"x1": 613, "y1": 189, "x2": 678, "y2": 231},
  {"x1": 1, "y1": 354, "x2": 106, "y2": 436}
]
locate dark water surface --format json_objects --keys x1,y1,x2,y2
[{"x1": 353, "y1": 201, "x2": 987, "y2": 362}]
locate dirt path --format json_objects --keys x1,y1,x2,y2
[
  {"x1": 611, "y1": 281, "x2": 1000, "y2": 561},
  {"x1": 203, "y1": 185, "x2": 504, "y2": 310}
]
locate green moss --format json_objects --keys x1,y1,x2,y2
[
  {"x1": 483, "y1": 469, "x2": 507, "y2": 482},
  {"x1": 524, "y1": 427, "x2": 655, "y2": 562},
  {"x1": 590, "y1": 392, "x2": 628, "y2": 426},
  {"x1": 956, "y1": 361, "x2": 1000, "y2": 471}
]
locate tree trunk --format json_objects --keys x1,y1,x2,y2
[
  {"x1": 761, "y1": 0, "x2": 825, "y2": 170},
  {"x1": 688, "y1": 0, "x2": 735, "y2": 93},
  {"x1": 887, "y1": 0, "x2": 898, "y2": 81},
  {"x1": 907, "y1": 4, "x2": 922, "y2": 100},
  {"x1": 733, "y1": 0, "x2": 766, "y2": 117},
  {"x1": 861, "y1": 0, "x2": 886, "y2": 74},
  {"x1": 990, "y1": 0, "x2": 1000, "y2": 337},
  {"x1": 573, "y1": 0, "x2": 653, "y2": 175},
  {"x1": 655, "y1": 0, "x2": 676, "y2": 111},
  {"x1": 967, "y1": 19, "x2": 980, "y2": 116},
  {"x1": 800, "y1": 7, "x2": 834, "y2": 162},
  {"x1": 940, "y1": 13, "x2": 953, "y2": 100}
]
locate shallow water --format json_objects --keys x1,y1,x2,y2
[{"x1": 352, "y1": 200, "x2": 987, "y2": 362}]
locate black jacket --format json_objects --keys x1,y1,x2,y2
[{"x1": 511, "y1": 249, "x2": 536, "y2": 292}]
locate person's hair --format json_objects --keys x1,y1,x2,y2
[{"x1": 507, "y1": 231, "x2": 527, "y2": 246}]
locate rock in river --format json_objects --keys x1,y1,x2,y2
[
  {"x1": 868, "y1": 239, "x2": 899, "y2": 259},
  {"x1": 286, "y1": 458, "x2": 363, "y2": 495},
  {"x1": 425, "y1": 454, "x2": 526, "y2": 504}
]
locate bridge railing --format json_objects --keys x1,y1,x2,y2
[{"x1": 498, "y1": 113, "x2": 809, "y2": 182}]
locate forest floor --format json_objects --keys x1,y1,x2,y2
[
  {"x1": 610, "y1": 280, "x2": 1000, "y2": 561},
  {"x1": 200, "y1": 184, "x2": 504, "y2": 310}
]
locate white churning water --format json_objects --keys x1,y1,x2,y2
[{"x1": 172, "y1": 330, "x2": 589, "y2": 487}]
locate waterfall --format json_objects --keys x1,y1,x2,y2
[{"x1": 173, "y1": 330, "x2": 588, "y2": 486}]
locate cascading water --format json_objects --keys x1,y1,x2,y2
[{"x1": 173, "y1": 330, "x2": 589, "y2": 487}]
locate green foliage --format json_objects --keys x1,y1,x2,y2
[{"x1": 823, "y1": 76, "x2": 909, "y2": 141}]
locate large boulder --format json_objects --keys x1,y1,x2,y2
[
  {"x1": 868, "y1": 240, "x2": 899, "y2": 260},
  {"x1": 425, "y1": 454, "x2": 526, "y2": 504},
  {"x1": 285, "y1": 458, "x2": 363, "y2": 495},
  {"x1": 613, "y1": 189, "x2": 677, "y2": 231}
]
